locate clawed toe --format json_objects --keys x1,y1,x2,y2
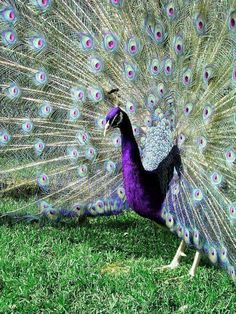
[
  {"x1": 189, "y1": 269, "x2": 196, "y2": 277},
  {"x1": 158, "y1": 261, "x2": 180, "y2": 271}
]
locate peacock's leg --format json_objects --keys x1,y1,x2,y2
[
  {"x1": 159, "y1": 240, "x2": 186, "y2": 270},
  {"x1": 189, "y1": 251, "x2": 201, "y2": 277}
]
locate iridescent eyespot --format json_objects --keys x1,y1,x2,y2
[
  {"x1": 88, "y1": 55, "x2": 104, "y2": 74},
  {"x1": 79, "y1": 33, "x2": 94, "y2": 51},
  {"x1": 95, "y1": 200, "x2": 105, "y2": 214},
  {"x1": 168, "y1": 115, "x2": 175, "y2": 128},
  {"x1": 76, "y1": 131, "x2": 90, "y2": 146},
  {"x1": 110, "y1": 0, "x2": 124, "y2": 8},
  {"x1": 146, "y1": 93, "x2": 156, "y2": 109},
  {"x1": 32, "y1": 0, "x2": 52, "y2": 10},
  {"x1": 103, "y1": 32, "x2": 119, "y2": 52},
  {"x1": 157, "y1": 82, "x2": 166, "y2": 98},
  {"x1": 208, "y1": 247, "x2": 218, "y2": 264},
  {"x1": 67, "y1": 147, "x2": 79, "y2": 161},
  {"x1": 105, "y1": 160, "x2": 117, "y2": 174},
  {"x1": 219, "y1": 246, "x2": 228, "y2": 264},
  {"x1": 46, "y1": 209, "x2": 58, "y2": 220},
  {"x1": 22, "y1": 120, "x2": 33, "y2": 133},
  {"x1": 5, "y1": 83, "x2": 21, "y2": 99},
  {"x1": 33, "y1": 68, "x2": 48, "y2": 86},
  {"x1": 229, "y1": 203, "x2": 236, "y2": 220},
  {"x1": 37, "y1": 173, "x2": 49, "y2": 188},
  {"x1": 148, "y1": 58, "x2": 162, "y2": 76},
  {"x1": 153, "y1": 21, "x2": 166, "y2": 45},
  {"x1": 0, "y1": 130, "x2": 10, "y2": 146},
  {"x1": 163, "y1": 58, "x2": 174, "y2": 76},
  {"x1": 78, "y1": 164, "x2": 88, "y2": 178},
  {"x1": 123, "y1": 62, "x2": 138, "y2": 81},
  {"x1": 183, "y1": 103, "x2": 193, "y2": 116},
  {"x1": 176, "y1": 225, "x2": 184, "y2": 238},
  {"x1": 88, "y1": 86, "x2": 104, "y2": 102},
  {"x1": 126, "y1": 37, "x2": 141, "y2": 57},
  {"x1": 225, "y1": 148, "x2": 235, "y2": 165},
  {"x1": 173, "y1": 35, "x2": 184, "y2": 55},
  {"x1": 166, "y1": 2, "x2": 176, "y2": 19},
  {"x1": 228, "y1": 10, "x2": 236, "y2": 32},
  {"x1": 112, "y1": 135, "x2": 121, "y2": 147},
  {"x1": 184, "y1": 229, "x2": 191, "y2": 244},
  {"x1": 69, "y1": 107, "x2": 80, "y2": 121},
  {"x1": 117, "y1": 186, "x2": 125, "y2": 200},
  {"x1": 34, "y1": 139, "x2": 45, "y2": 155},
  {"x1": 125, "y1": 100, "x2": 136, "y2": 114},
  {"x1": 210, "y1": 171, "x2": 223, "y2": 187},
  {"x1": 228, "y1": 265, "x2": 236, "y2": 283},
  {"x1": 86, "y1": 146, "x2": 97, "y2": 160},
  {"x1": 133, "y1": 125, "x2": 140, "y2": 137},
  {"x1": 193, "y1": 230, "x2": 203, "y2": 249},
  {"x1": 39, "y1": 101, "x2": 53, "y2": 118},
  {"x1": 1, "y1": 29, "x2": 17, "y2": 46},
  {"x1": 166, "y1": 213, "x2": 175, "y2": 229},
  {"x1": 197, "y1": 136, "x2": 207, "y2": 151},
  {"x1": 28, "y1": 33, "x2": 46, "y2": 52},
  {"x1": 193, "y1": 13, "x2": 206, "y2": 35},
  {"x1": 203, "y1": 65, "x2": 214, "y2": 84},
  {"x1": 203, "y1": 104, "x2": 213, "y2": 121},
  {"x1": 72, "y1": 203, "x2": 85, "y2": 215},
  {"x1": 71, "y1": 86, "x2": 86, "y2": 103},
  {"x1": 96, "y1": 117, "x2": 106, "y2": 129},
  {"x1": 182, "y1": 68, "x2": 192, "y2": 86},
  {"x1": 178, "y1": 133, "x2": 185, "y2": 146},
  {"x1": 193, "y1": 188, "x2": 203, "y2": 202},
  {"x1": 144, "y1": 116, "x2": 152, "y2": 127},
  {"x1": 1, "y1": 7, "x2": 17, "y2": 23},
  {"x1": 39, "y1": 200, "x2": 51, "y2": 212}
]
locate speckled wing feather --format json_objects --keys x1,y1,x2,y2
[{"x1": 142, "y1": 118, "x2": 173, "y2": 171}]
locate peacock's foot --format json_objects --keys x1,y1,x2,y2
[
  {"x1": 157, "y1": 244, "x2": 186, "y2": 271},
  {"x1": 158, "y1": 260, "x2": 180, "y2": 270},
  {"x1": 189, "y1": 268, "x2": 196, "y2": 278},
  {"x1": 188, "y1": 251, "x2": 201, "y2": 278}
]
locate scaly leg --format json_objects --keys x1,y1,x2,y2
[
  {"x1": 159, "y1": 240, "x2": 186, "y2": 270},
  {"x1": 189, "y1": 251, "x2": 201, "y2": 277}
]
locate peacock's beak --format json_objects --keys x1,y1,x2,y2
[{"x1": 104, "y1": 121, "x2": 111, "y2": 137}]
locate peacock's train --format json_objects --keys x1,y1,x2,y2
[{"x1": 0, "y1": 0, "x2": 235, "y2": 283}]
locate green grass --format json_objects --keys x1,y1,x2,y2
[{"x1": 0, "y1": 200, "x2": 235, "y2": 314}]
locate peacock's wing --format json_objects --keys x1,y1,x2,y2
[{"x1": 142, "y1": 119, "x2": 173, "y2": 171}]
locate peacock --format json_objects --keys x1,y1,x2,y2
[{"x1": 0, "y1": 0, "x2": 235, "y2": 283}]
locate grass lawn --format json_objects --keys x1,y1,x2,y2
[{"x1": 0, "y1": 199, "x2": 235, "y2": 314}]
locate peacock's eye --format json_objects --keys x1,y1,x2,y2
[{"x1": 111, "y1": 113, "x2": 120, "y2": 126}]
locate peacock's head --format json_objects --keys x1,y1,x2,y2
[
  {"x1": 104, "y1": 106, "x2": 124, "y2": 136},
  {"x1": 104, "y1": 88, "x2": 126, "y2": 136}
]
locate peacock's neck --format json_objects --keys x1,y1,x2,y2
[
  {"x1": 120, "y1": 121, "x2": 143, "y2": 173},
  {"x1": 121, "y1": 121, "x2": 144, "y2": 196}
]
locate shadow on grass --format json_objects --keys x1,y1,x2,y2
[{"x1": 0, "y1": 211, "x2": 213, "y2": 268}]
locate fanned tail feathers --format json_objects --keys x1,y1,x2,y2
[{"x1": 0, "y1": 0, "x2": 235, "y2": 282}]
